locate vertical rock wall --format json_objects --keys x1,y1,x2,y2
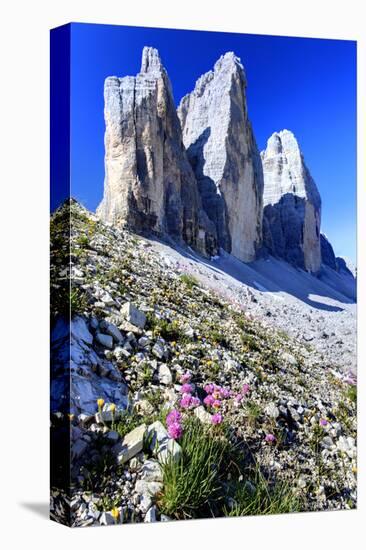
[
  {"x1": 97, "y1": 47, "x2": 217, "y2": 257},
  {"x1": 178, "y1": 52, "x2": 263, "y2": 262},
  {"x1": 261, "y1": 130, "x2": 322, "y2": 273}
]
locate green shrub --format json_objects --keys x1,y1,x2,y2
[
  {"x1": 206, "y1": 326, "x2": 231, "y2": 349},
  {"x1": 76, "y1": 234, "x2": 89, "y2": 248},
  {"x1": 240, "y1": 333, "x2": 261, "y2": 352}
]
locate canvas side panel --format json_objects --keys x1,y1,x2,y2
[{"x1": 50, "y1": 23, "x2": 72, "y2": 527}]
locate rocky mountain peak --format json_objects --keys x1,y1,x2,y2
[
  {"x1": 97, "y1": 47, "x2": 218, "y2": 257},
  {"x1": 214, "y1": 51, "x2": 246, "y2": 79},
  {"x1": 262, "y1": 130, "x2": 321, "y2": 208},
  {"x1": 264, "y1": 129, "x2": 300, "y2": 158},
  {"x1": 140, "y1": 46, "x2": 164, "y2": 74},
  {"x1": 178, "y1": 51, "x2": 263, "y2": 262},
  {"x1": 262, "y1": 130, "x2": 321, "y2": 273},
  {"x1": 96, "y1": 46, "x2": 343, "y2": 279}
]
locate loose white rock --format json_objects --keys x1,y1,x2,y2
[
  {"x1": 114, "y1": 424, "x2": 147, "y2": 464},
  {"x1": 158, "y1": 363, "x2": 172, "y2": 385},
  {"x1": 121, "y1": 302, "x2": 147, "y2": 329}
]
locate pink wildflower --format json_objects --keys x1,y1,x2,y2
[
  {"x1": 166, "y1": 409, "x2": 182, "y2": 425},
  {"x1": 180, "y1": 372, "x2": 192, "y2": 384},
  {"x1": 212, "y1": 400, "x2": 221, "y2": 409},
  {"x1": 241, "y1": 384, "x2": 250, "y2": 396},
  {"x1": 203, "y1": 395, "x2": 215, "y2": 407},
  {"x1": 180, "y1": 394, "x2": 192, "y2": 409},
  {"x1": 234, "y1": 393, "x2": 243, "y2": 403},
  {"x1": 319, "y1": 418, "x2": 328, "y2": 427},
  {"x1": 191, "y1": 397, "x2": 201, "y2": 408},
  {"x1": 265, "y1": 433, "x2": 276, "y2": 444},
  {"x1": 211, "y1": 413, "x2": 223, "y2": 425},
  {"x1": 204, "y1": 383, "x2": 215, "y2": 394},
  {"x1": 220, "y1": 387, "x2": 231, "y2": 399},
  {"x1": 167, "y1": 422, "x2": 183, "y2": 440},
  {"x1": 180, "y1": 383, "x2": 193, "y2": 394}
]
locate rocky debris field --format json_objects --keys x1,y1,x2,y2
[
  {"x1": 147, "y1": 239, "x2": 356, "y2": 375},
  {"x1": 50, "y1": 201, "x2": 357, "y2": 527}
]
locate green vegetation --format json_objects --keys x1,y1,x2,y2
[
  {"x1": 240, "y1": 332, "x2": 261, "y2": 352},
  {"x1": 146, "y1": 314, "x2": 188, "y2": 343},
  {"x1": 80, "y1": 452, "x2": 116, "y2": 493},
  {"x1": 206, "y1": 324, "x2": 231, "y2": 349},
  {"x1": 224, "y1": 467, "x2": 303, "y2": 516},
  {"x1": 346, "y1": 384, "x2": 357, "y2": 405},
  {"x1": 158, "y1": 417, "x2": 230, "y2": 519},
  {"x1": 114, "y1": 410, "x2": 143, "y2": 440},
  {"x1": 244, "y1": 400, "x2": 262, "y2": 428},
  {"x1": 179, "y1": 273, "x2": 199, "y2": 290},
  {"x1": 334, "y1": 400, "x2": 354, "y2": 432},
  {"x1": 76, "y1": 234, "x2": 89, "y2": 248},
  {"x1": 70, "y1": 287, "x2": 88, "y2": 316}
]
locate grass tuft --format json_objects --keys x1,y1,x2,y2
[
  {"x1": 224, "y1": 466, "x2": 303, "y2": 516},
  {"x1": 157, "y1": 417, "x2": 230, "y2": 519}
]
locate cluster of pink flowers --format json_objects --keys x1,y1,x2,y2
[
  {"x1": 344, "y1": 370, "x2": 357, "y2": 386},
  {"x1": 179, "y1": 376, "x2": 201, "y2": 409},
  {"x1": 180, "y1": 394, "x2": 201, "y2": 409},
  {"x1": 211, "y1": 413, "x2": 223, "y2": 425},
  {"x1": 168, "y1": 376, "x2": 254, "y2": 432},
  {"x1": 204, "y1": 384, "x2": 232, "y2": 400},
  {"x1": 202, "y1": 383, "x2": 233, "y2": 424},
  {"x1": 166, "y1": 408, "x2": 183, "y2": 440},
  {"x1": 180, "y1": 383, "x2": 193, "y2": 394}
]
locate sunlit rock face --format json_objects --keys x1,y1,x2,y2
[
  {"x1": 178, "y1": 52, "x2": 263, "y2": 262},
  {"x1": 261, "y1": 130, "x2": 321, "y2": 273},
  {"x1": 97, "y1": 47, "x2": 218, "y2": 257}
]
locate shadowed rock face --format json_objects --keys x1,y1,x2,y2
[
  {"x1": 336, "y1": 257, "x2": 356, "y2": 279},
  {"x1": 178, "y1": 52, "x2": 263, "y2": 263},
  {"x1": 97, "y1": 47, "x2": 217, "y2": 257},
  {"x1": 321, "y1": 233, "x2": 337, "y2": 270},
  {"x1": 261, "y1": 130, "x2": 322, "y2": 273}
]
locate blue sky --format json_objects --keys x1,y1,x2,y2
[{"x1": 69, "y1": 23, "x2": 356, "y2": 262}]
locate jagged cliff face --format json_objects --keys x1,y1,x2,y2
[
  {"x1": 321, "y1": 233, "x2": 337, "y2": 270},
  {"x1": 261, "y1": 130, "x2": 321, "y2": 273},
  {"x1": 178, "y1": 53, "x2": 263, "y2": 263},
  {"x1": 97, "y1": 47, "x2": 217, "y2": 257}
]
